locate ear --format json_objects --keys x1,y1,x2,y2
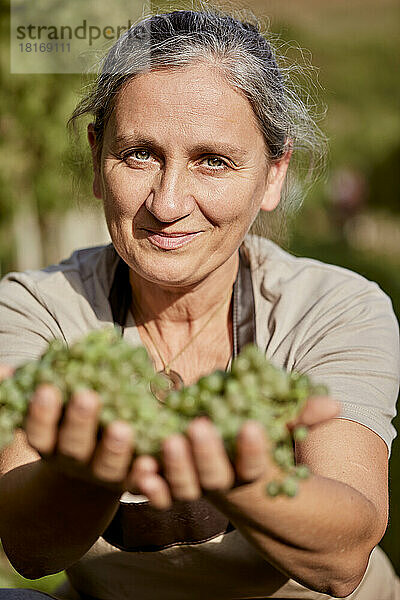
[
  {"x1": 260, "y1": 147, "x2": 292, "y2": 212},
  {"x1": 88, "y1": 123, "x2": 103, "y2": 200}
]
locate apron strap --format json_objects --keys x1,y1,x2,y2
[{"x1": 109, "y1": 245, "x2": 257, "y2": 351}]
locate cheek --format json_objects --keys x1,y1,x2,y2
[
  {"x1": 101, "y1": 163, "x2": 264, "y2": 231},
  {"x1": 200, "y1": 179, "x2": 262, "y2": 228},
  {"x1": 101, "y1": 167, "x2": 148, "y2": 219}
]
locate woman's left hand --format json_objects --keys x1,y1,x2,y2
[
  {"x1": 128, "y1": 395, "x2": 340, "y2": 509},
  {"x1": 128, "y1": 418, "x2": 268, "y2": 509}
]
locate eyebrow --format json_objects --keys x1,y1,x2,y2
[{"x1": 112, "y1": 134, "x2": 248, "y2": 161}]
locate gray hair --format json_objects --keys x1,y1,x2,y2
[{"x1": 69, "y1": 6, "x2": 327, "y2": 242}]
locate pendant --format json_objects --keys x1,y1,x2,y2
[{"x1": 150, "y1": 368, "x2": 184, "y2": 403}]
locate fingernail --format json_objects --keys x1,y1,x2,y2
[
  {"x1": 107, "y1": 421, "x2": 132, "y2": 443},
  {"x1": 189, "y1": 419, "x2": 212, "y2": 441},
  {"x1": 33, "y1": 385, "x2": 58, "y2": 406},
  {"x1": 163, "y1": 436, "x2": 183, "y2": 457},
  {"x1": 326, "y1": 398, "x2": 341, "y2": 413},
  {"x1": 135, "y1": 457, "x2": 157, "y2": 475},
  {"x1": 73, "y1": 392, "x2": 97, "y2": 412},
  {"x1": 0, "y1": 365, "x2": 14, "y2": 380},
  {"x1": 242, "y1": 421, "x2": 263, "y2": 435}
]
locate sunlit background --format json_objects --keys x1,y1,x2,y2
[{"x1": 0, "y1": 0, "x2": 399, "y2": 592}]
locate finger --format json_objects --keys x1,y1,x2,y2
[
  {"x1": 235, "y1": 421, "x2": 269, "y2": 482},
  {"x1": 127, "y1": 455, "x2": 159, "y2": 492},
  {"x1": 57, "y1": 390, "x2": 100, "y2": 462},
  {"x1": 162, "y1": 434, "x2": 201, "y2": 501},
  {"x1": 136, "y1": 473, "x2": 172, "y2": 510},
  {"x1": 91, "y1": 420, "x2": 133, "y2": 483},
  {"x1": 26, "y1": 384, "x2": 63, "y2": 454},
  {"x1": 186, "y1": 418, "x2": 235, "y2": 491},
  {"x1": 0, "y1": 365, "x2": 14, "y2": 382},
  {"x1": 288, "y1": 396, "x2": 341, "y2": 430}
]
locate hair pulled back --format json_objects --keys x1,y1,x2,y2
[{"x1": 69, "y1": 5, "x2": 326, "y2": 241}]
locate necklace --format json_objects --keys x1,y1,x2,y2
[{"x1": 131, "y1": 288, "x2": 233, "y2": 402}]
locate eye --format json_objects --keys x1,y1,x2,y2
[
  {"x1": 126, "y1": 149, "x2": 152, "y2": 161},
  {"x1": 202, "y1": 156, "x2": 228, "y2": 170}
]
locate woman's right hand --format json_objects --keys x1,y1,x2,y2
[{"x1": 25, "y1": 383, "x2": 135, "y2": 490}]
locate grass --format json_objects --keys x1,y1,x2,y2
[{"x1": 0, "y1": 543, "x2": 66, "y2": 594}]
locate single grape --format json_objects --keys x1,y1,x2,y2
[
  {"x1": 266, "y1": 481, "x2": 281, "y2": 497},
  {"x1": 293, "y1": 426, "x2": 308, "y2": 442},
  {"x1": 281, "y1": 477, "x2": 298, "y2": 497},
  {"x1": 295, "y1": 464, "x2": 310, "y2": 479}
]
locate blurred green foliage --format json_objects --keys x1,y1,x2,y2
[
  {"x1": 0, "y1": 0, "x2": 93, "y2": 274},
  {"x1": 0, "y1": 541, "x2": 65, "y2": 593}
]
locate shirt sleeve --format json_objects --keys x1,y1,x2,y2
[
  {"x1": 292, "y1": 277, "x2": 400, "y2": 457},
  {"x1": 0, "y1": 271, "x2": 64, "y2": 367}
]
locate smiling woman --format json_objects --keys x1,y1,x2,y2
[
  {"x1": 89, "y1": 63, "x2": 279, "y2": 293},
  {"x1": 0, "y1": 6, "x2": 399, "y2": 600}
]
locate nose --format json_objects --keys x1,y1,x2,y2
[{"x1": 145, "y1": 161, "x2": 196, "y2": 223}]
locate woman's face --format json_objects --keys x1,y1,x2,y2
[{"x1": 90, "y1": 63, "x2": 290, "y2": 288}]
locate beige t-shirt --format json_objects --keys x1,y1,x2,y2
[{"x1": 0, "y1": 234, "x2": 399, "y2": 599}]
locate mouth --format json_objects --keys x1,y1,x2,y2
[{"x1": 143, "y1": 229, "x2": 203, "y2": 250}]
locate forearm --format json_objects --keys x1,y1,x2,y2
[
  {"x1": 0, "y1": 460, "x2": 121, "y2": 578},
  {"x1": 208, "y1": 473, "x2": 380, "y2": 597}
]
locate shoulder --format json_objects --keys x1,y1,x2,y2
[
  {"x1": 244, "y1": 234, "x2": 397, "y2": 328},
  {"x1": 0, "y1": 244, "x2": 117, "y2": 306},
  {"x1": 243, "y1": 234, "x2": 399, "y2": 361},
  {"x1": 0, "y1": 244, "x2": 119, "y2": 365},
  {"x1": 0, "y1": 244, "x2": 116, "y2": 293},
  {"x1": 244, "y1": 233, "x2": 389, "y2": 298}
]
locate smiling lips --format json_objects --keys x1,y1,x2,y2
[{"x1": 144, "y1": 230, "x2": 203, "y2": 250}]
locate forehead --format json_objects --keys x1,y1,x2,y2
[{"x1": 105, "y1": 63, "x2": 266, "y2": 153}]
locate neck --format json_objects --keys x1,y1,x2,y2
[{"x1": 129, "y1": 251, "x2": 239, "y2": 326}]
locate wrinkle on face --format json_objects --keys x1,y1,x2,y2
[
  {"x1": 97, "y1": 62, "x2": 276, "y2": 290},
  {"x1": 104, "y1": 65, "x2": 266, "y2": 167}
]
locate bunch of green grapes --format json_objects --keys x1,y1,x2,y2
[
  {"x1": 0, "y1": 329, "x2": 179, "y2": 455},
  {"x1": 0, "y1": 328, "x2": 328, "y2": 497},
  {"x1": 163, "y1": 346, "x2": 327, "y2": 496}
]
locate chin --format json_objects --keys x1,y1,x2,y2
[{"x1": 127, "y1": 250, "x2": 206, "y2": 288}]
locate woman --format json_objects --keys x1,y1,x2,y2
[{"x1": 0, "y1": 8, "x2": 399, "y2": 600}]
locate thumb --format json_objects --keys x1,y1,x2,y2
[
  {"x1": 288, "y1": 396, "x2": 341, "y2": 430},
  {"x1": 0, "y1": 364, "x2": 14, "y2": 383}
]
